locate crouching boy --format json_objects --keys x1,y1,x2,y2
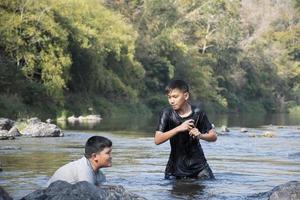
[{"x1": 47, "y1": 135, "x2": 112, "y2": 186}]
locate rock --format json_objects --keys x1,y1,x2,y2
[
  {"x1": 21, "y1": 180, "x2": 146, "y2": 200},
  {"x1": 263, "y1": 131, "x2": 275, "y2": 138},
  {"x1": 248, "y1": 181, "x2": 300, "y2": 200},
  {"x1": 27, "y1": 117, "x2": 41, "y2": 124},
  {"x1": 268, "y1": 181, "x2": 300, "y2": 200},
  {"x1": 0, "y1": 130, "x2": 15, "y2": 140},
  {"x1": 0, "y1": 118, "x2": 15, "y2": 131},
  {"x1": 221, "y1": 125, "x2": 230, "y2": 132},
  {"x1": 22, "y1": 122, "x2": 63, "y2": 137},
  {"x1": 0, "y1": 186, "x2": 13, "y2": 200},
  {"x1": 82, "y1": 115, "x2": 102, "y2": 122},
  {"x1": 67, "y1": 115, "x2": 102, "y2": 124},
  {"x1": 46, "y1": 119, "x2": 52, "y2": 123},
  {"x1": 8, "y1": 126, "x2": 21, "y2": 137},
  {"x1": 0, "y1": 146, "x2": 22, "y2": 150},
  {"x1": 211, "y1": 123, "x2": 215, "y2": 129},
  {"x1": 67, "y1": 115, "x2": 78, "y2": 123},
  {"x1": 241, "y1": 128, "x2": 248, "y2": 132}
]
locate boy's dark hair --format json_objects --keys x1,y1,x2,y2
[
  {"x1": 165, "y1": 79, "x2": 189, "y2": 94},
  {"x1": 84, "y1": 136, "x2": 112, "y2": 158}
]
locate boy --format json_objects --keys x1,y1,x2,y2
[
  {"x1": 47, "y1": 135, "x2": 112, "y2": 186},
  {"x1": 154, "y1": 79, "x2": 217, "y2": 179}
]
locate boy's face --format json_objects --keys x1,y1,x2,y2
[
  {"x1": 93, "y1": 147, "x2": 112, "y2": 169},
  {"x1": 167, "y1": 89, "x2": 189, "y2": 111}
]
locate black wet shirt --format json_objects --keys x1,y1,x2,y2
[{"x1": 156, "y1": 106, "x2": 213, "y2": 178}]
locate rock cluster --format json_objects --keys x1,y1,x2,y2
[{"x1": 21, "y1": 180, "x2": 146, "y2": 200}]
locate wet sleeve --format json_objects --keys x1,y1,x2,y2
[
  {"x1": 156, "y1": 109, "x2": 169, "y2": 133},
  {"x1": 197, "y1": 112, "x2": 212, "y2": 134}
]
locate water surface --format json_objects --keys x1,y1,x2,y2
[{"x1": 0, "y1": 113, "x2": 300, "y2": 199}]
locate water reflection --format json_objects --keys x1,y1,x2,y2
[
  {"x1": 170, "y1": 179, "x2": 206, "y2": 197},
  {"x1": 58, "y1": 112, "x2": 300, "y2": 131}
]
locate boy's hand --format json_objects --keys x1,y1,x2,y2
[
  {"x1": 189, "y1": 128, "x2": 201, "y2": 138},
  {"x1": 177, "y1": 119, "x2": 194, "y2": 132}
]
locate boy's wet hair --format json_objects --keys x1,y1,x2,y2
[
  {"x1": 84, "y1": 136, "x2": 112, "y2": 158},
  {"x1": 165, "y1": 79, "x2": 189, "y2": 94}
]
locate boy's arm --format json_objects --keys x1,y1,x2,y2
[
  {"x1": 154, "y1": 119, "x2": 194, "y2": 145},
  {"x1": 189, "y1": 128, "x2": 217, "y2": 142}
]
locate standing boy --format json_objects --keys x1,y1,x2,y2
[
  {"x1": 154, "y1": 79, "x2": 217, "y2": 179},
  {"x1": 47, "y1": 135, "x2": 112, "y2": 186}
]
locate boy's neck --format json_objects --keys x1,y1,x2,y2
[
  {"x1": 176, "y1": 103, "x2": 192, "y2": 117},
  {"x1": 88, "y1": 158, "x2": 99, "y2": 172}
]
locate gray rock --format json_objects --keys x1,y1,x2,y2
[
  {"x1": 27, "y1": 117, "x2": 41, "y2": 124},
  {"x1": 0, "y1": 130, "x2": 15, "y2": 140},
  {"x1": 22, "y1": 122, "x2": 63, "y2": 137},
  {"x1": 0, "y1": 186, "x2": 13, "y2": 200},
  {"x1": 248, "y1": 181, "x2": 300, "y2": 200},
  {"x1": 241, "y1": 128, "x2": 248, "y2": 132},
  {"x1": 268, "y1": 181, "x2": 300, "y2": 200},
  {"x1": 0, "y1": 118, "x2": 15, "y2": 131},
  {"x1": 8, "y1": 126, "x2": 21, "y2": 137},
  {"x1": 0, "y1": 146, "x2": 22, "y2": 150},
  {"x1": 21, "y1": 180, "x2": 146, "y2": 200},
  {"x1": 221, "y1": 125, "x2": 230, "y2": 132}
]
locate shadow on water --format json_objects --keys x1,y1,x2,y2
[{"x1": 170, "y1": 179, "x2": 206, "y2": 197}]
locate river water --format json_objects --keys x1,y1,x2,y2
[{"x1": 0, "y1": 113, "x2": 300, "y2": 199}]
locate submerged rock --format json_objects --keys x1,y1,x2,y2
[
  {"x1": 249, "y1": 181, "x2": 300, "y2": 200},
  {"x1": 0, "y1": 186, "x2": 13, "y2": 200},
  {"x1": 268, "y1": 181, "x2": 300, "y2": 200},
  {"x1": 21, "y1": 180, "x2": 146, "y2": 200}
]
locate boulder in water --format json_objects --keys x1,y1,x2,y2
[
  {"x1": 8, "y1": 126, "x2": 21, "y2": 137},
  {"x1": 0, "y1": 130, "x2": 15, "y2": 140},
  {"x1": 241, "y1": 128, "x2": 248, "y2": 132},
  {"x1": 268, "y1": 181, "x2": 300, "y2": 200},
  {"x1": 0, "y1": 118, "x2": 15, "y2": 131},
  {"x1": 27, "y1": 117, "x2": 41, "y2": 124},
  {"x1": 221, "y1": 125, "x2": 230, "y2": 132},
  {"x1": 0, "y1": 186, "x2": 13, "y2": 200},
  {"x1": 248, "y1": 181, "x2": 300, "y2": 200},
  {"x1": 21, "y1": 180, "x2": 146, "y2": 200},
  {"x1": 22, "y1": 122, "x2": 63, "y2": 137}
]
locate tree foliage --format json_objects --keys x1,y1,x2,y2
[{"x1": 0, "y1": 0, "x2": 299, "y2": 118}]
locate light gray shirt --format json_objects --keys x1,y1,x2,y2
[{"x1": 47, "y1": 156, "x2": 106, "y2": 186}]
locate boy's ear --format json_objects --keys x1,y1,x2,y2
[
  {"x1": 184, "y1": 92, "x2": 189, "y2": 100},
  {"x1": 91, "y1": 153, "x2": 99, "y2": 162},
  {"x1": 91, "y1": 153, "x2": 97, "y2": 159}
]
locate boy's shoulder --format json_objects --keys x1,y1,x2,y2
[
  {"x1": 161, "y1": 107, "x2": 173, "y2": 114},
  {"x1": 191, "y1": 105, "x2": 203, "y2": 114}
]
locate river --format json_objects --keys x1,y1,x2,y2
[{"x1": 0, "y1": 113, "x2": 300, "y2": 199}]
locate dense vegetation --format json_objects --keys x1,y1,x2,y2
[{"x1": 0, "y1": 0, "x2": 299, "y2": 119}]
